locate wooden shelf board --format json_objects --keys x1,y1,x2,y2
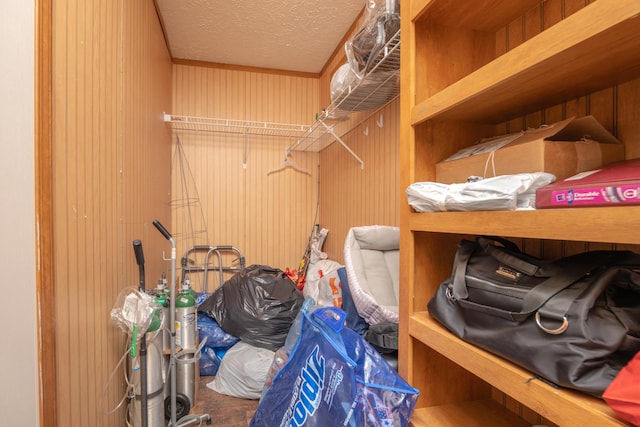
[
  {"x1": 411, "y1": 0, "x2": 640, "y2": 124},
  {"x1": 409, "y1": 312, "x2": 629, "y2": 426},
  {"x1": 408, "y1": 206, "x2": 640, "y2": 245},
  {"x1": 410, "y1": 399, "x2": 530, "y2": 427},
  {"x1": 411, "y1": 0, "x2": 541, "y2": 30}
]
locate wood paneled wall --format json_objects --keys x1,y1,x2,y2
[
  {"x1": 168, "y1": 8, "x2": 400, "y2": 274},
  {"x1": 317, "y1": 7, "x2": 400, "y2": 263},
  {"x1": 52, "y1": 0, "x2": 172, "y2": 425},
  {"x1": 170, "y1": 65, "x2": 320, "y2": 286},
  {"x1": 318, "y1": 100, "x2": 400, "y2": 262}
]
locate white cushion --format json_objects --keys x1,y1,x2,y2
[{"x1": 344, "y1": 225, "x2": 399, "y2": 325}]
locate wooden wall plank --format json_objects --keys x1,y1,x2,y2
[
  {"x1": 52, "y1": 0, "x2": 172, "y2": 425},
  {"x1": 318, "y1": 98, "x2": 400, "y2": 262}
]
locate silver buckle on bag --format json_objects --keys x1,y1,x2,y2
[
  {"x1": 535, "y1": 311, "x2": 568, "y2": 335},
  {"x1": 445, "y1": 286, "x2": 456, "y2": 301}
]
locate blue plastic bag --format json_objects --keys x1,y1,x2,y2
[
  {"x1": 197, "y1": 312, "x2": 238, "y2": 376},
  {"x1": 197, "y1": 312, "x2": 239, "y2": 349},
  {"x1": 249, "y1": 307, "x2": 419, "y2": 427},
  {"x1": 199, "y1": 347, "x2": 227, "y2": 376}
]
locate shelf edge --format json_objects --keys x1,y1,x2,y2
[{"x1": 407, "y1": 207, "x2": 640, "y2": 245}]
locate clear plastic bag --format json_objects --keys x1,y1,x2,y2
[
  {"x1": 110, "y1": 288, "x2": 160, "y2": 338},
  {"x1": 345, "y1": 0, "x2": 400, "y2": 78},
  {"x1": 263, "y1": 298, "x2": 318, "y2": 390}
]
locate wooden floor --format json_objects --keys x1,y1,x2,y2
[{"x1": 191, "y1": 376, "x2": 259, "y2": 426}]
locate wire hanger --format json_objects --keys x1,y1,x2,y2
[{"x1": 267, "y1": 149, "x2": 311, "y2": 176}]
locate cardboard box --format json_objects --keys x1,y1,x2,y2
[
  {"x1": 435, "y1": 116, "x2": 624, "y2": 184},
  {"x1": 536, "y1": 159, "x2": 640, "y2": 209}
]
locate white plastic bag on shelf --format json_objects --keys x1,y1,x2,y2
[{"x1": 406, "y1": 172, "x2": 556, "y2": 212}]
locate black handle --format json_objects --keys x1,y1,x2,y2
[
  {"x1": 477, "y1": 236, "x2": 541, "y2": 276},
  {"x1": 133, "y1": 239, "x2": 145, "y2": 266},
  {"x1": 153, "y1": 219, "x2": 172, "y2": 240},
  {"x1": 132, "y1": 240, "x2": 146, "y2": 292}
]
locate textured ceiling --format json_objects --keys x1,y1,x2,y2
[{"x1": 155, "y1": 0, "x2": 364, "y2": 74}]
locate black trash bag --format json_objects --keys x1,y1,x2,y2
[{"x1": 198, "y1": 264, "x2": 305, "y2": 351}]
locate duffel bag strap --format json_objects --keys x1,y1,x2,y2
[
  {"x1": 520, "y1": 251, "x2": 619, "y2": 319},
  {"x1": 518, "y1": 261, "x2": 601, "y2": 318},
  {"x1": 477, "y1": 236, "x2": 542, "y2": 276},
  {"x1": 530, "y1": 255, "x2": 619, "y2": 333},
  {"x1": 478, "y1": 235, "x2": 522, "y2": 253},
  {"x1": 452, "y1": 237, "x2": 542, "y2": 300},
  {"x1": 451, "y1": 240, "x2": 477, "y2": 299}
]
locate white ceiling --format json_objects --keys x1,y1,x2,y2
[{"x1": 155, "y1": 0, "x2": 365, "y2": 74}]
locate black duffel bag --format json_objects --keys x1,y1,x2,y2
[{"x1": 427, "y1": 236, "x2": 640, "y2": 396}]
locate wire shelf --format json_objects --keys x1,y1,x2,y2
[
  {"x1": 163, "y1": 114, "x2": 310, "y2": 139},
  {"x1": 289, "y1": 28, "x2": 401, "y2": 154}
]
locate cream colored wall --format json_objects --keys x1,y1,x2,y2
[
  {"x1": 0, "y1": 2, "x2": 39, "y2": 426},
  {"x1": 316, "y1": 10, "x2": 400, "y2": 263},
  {"x1": 52, "y1": 1, "x2": 172, "y2": 425},
  {"x1": 170, "y1": 64, "x2": 321, "y2": 286},
  {"x1": 169, "y1": 59, "x2": 400, "y2": 279},
  {"x1": 318, "y1": 99, "x2": 400, "y2": 263}
]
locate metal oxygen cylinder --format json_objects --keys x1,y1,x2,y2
[
  {"x1": 129, "y1": 309, "x2": 165, "y2": 427},
  {"x1": 175, "y1": 280, "x2": 198, "y2": 412}
]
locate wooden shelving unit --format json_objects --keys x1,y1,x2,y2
[{"x1": 399, "y1": 0, "x2": 640, "y2": 426}]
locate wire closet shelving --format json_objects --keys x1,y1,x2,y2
[{"x1": 164, "y1": 28, "x2": 401, "y2": 168}]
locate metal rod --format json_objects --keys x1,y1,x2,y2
[
  {"x1": 132, "y1": 240, "x2": 148, "y2": 427},
  {"x1": 153, "y1": 220, "x2": 177, "y2": 426},
  {"x1": 319, "y1": 120, "x2": 364, "y2": 169}
]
